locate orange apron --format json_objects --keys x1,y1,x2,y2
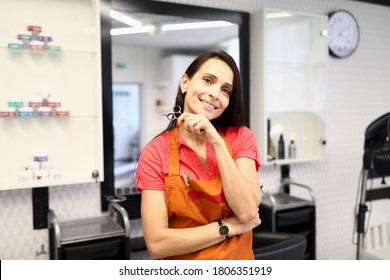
[{"x1": 163, "y1": 127, "x2": 254, "y2": 260}]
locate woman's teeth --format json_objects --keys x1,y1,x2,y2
[{"x1": 200, "y1": 100, "x2": 216, "y2": 110}]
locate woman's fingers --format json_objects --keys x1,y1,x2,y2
[{"x1": 178, "y1": 113, "x2": 208, "y2": 134}]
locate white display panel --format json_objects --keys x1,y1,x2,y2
[{"x1": 0, "y1": 0, "x2": 103, "y2": 190}]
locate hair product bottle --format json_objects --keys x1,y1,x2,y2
[
  {"x1": 278, "y1": 134, "x2": 285, "y2": 159},
  {"x1": 288, "y1": 139, "x2": 297, "y2": 159}
]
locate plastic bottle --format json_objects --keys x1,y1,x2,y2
[
  {"x1": 278, "y1": 134, "x2": 285, "y2": 159},
  {"x1": 288, "y1": 139, "x2": 297, "y2": 158}
]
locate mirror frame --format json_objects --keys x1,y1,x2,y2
[{"x1": 100, "y1": 0, "x2": 250, "y2": 211}]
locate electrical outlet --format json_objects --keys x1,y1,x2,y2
[{"x1": 32, "y1": 187, "x2": 49, "y2": 229}]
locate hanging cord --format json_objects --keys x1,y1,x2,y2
[
  {"x1": 352, "y1": 168, "x2": 363, "y2": 245},
  {"x1": 352, "y1": 168, "x2": 373, "y2": 245},
  {"x1": 387, "y1": 116, "x2": 390, "y2": 143}
]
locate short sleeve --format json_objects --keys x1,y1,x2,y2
[
  {"x1": 226, "y1": 126, "x2": 260, "y2": 170},
  {"x1": 135, "y1": 134, "x2": 169, "y2": 192}
]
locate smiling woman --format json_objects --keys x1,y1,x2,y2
[
  {"x1": 136, "y1": 51, "x2": 261, "y2": 260},
  {"x1": 100, "y1": 0, "x2": 250, "y2": 216}
]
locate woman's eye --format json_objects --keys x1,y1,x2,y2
[
  {"x1": 222, "y1": 88, "x2": 231, "y2": 95},
  {"x1": 203, "y1": 77, "x2": 212, "y2": 84}
]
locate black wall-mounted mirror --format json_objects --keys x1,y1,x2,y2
[{"x1": 100, "y1": 0, "x2": 249, "y2": 211}]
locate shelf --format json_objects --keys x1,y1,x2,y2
[
  {"x1": 60, "y1": 216, "x2": 125, "y2": 244},
  {"x1": 0, "y1": 115, "x2": 99, "y2": 120},
  {"x1": 0, "y1": 177, "x2": 101, "y2": 192},
  {"x1": 0, "y1": 46, "x2": 97, "y2": 55},
  {"x1": 264, "y1": 156, "x2": 323, "y2": 166},
  {"x1": 0, "y1": 0, "x2": 103, "y2": 191}
]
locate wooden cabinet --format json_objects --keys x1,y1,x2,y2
[
  {"x1": 250, "y1": 9, "x2": 328, "y2": 165},
  {"x1": 0, "y1": 0, "x2": 103, "y2": 190}
]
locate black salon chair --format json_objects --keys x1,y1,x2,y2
[{"x1": 252, "y1": 231, "x2": 307, "y2": 260}]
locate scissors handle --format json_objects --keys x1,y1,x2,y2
[
  {"x1": 164, "y1": 106, "x2": 205, "y2": 133},
  {"x1": 164, "y1": 106, "x2": 182, "y2": 121}
]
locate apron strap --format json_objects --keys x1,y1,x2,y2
[
  {"x1": 168, "y1": 127, "x2": 234, "y2": 176},
  {"x1": 168, "y1": 127, "x2": 180, "y2": 176}
]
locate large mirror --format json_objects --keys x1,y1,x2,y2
[{"x1": 101, "y1": 0, "x2": 249, "y2": 210}]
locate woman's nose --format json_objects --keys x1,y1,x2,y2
[{"x1": 209, "y1": 86, "x2": 220, "y2": 99}]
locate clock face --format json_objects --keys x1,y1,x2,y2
[
  {"x1": 328, "y1": 10, "x2": 360, "y2": 58},
  {"x1": 219, "y1": 225, "x2": 229, "y2": 235}
]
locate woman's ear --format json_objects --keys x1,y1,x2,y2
[{"x1": 180, "y1": 74, "x2": 189, "y2": 93}]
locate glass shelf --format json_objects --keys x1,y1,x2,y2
[{"x1": 0, "y1": 46, "x2": 97, "y2": 55}]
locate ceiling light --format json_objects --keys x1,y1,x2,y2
[
  {"x1": 265, "y1": 12, "x2": 293, "y2": 19},
  {"x1": 110, "y1": 25, "x2": 156, "y2": 36},
  {"x1": 161, "y1": 20, "x2": 234, "y2": 32},
  {"x1": 110, "y1": 18, "x2": 235, "y2": 36},
  {"x1": 110, "y1": 10, "x2": 142, "y2": 27}
]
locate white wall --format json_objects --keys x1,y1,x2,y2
[
  {"x1": 1, "y1": 0, "x2": 390, "y2": 260},
  {"x1": 112, "y1": 46, "x2": 182, "y2": 147}
]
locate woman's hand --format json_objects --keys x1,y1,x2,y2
[{"x1": 177, "y1": 112, "x2": 223, "y2": 146}]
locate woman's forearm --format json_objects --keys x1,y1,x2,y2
[
  {"x1": 212, "y1": 138, "x2": 261, "y2": 222},
  {"x1": 145, "y1": 221, "x2": 224, "y2": 259}
]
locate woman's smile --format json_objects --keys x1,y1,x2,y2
[{"x1": 199, "y1": 99, "x2": 218, "y2": 110}]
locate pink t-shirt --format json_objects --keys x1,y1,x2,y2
[{"x1": 136, "y1": 126, "x2": 260, "y2": 192}]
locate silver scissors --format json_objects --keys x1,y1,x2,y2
[{"x1": 163, "y1": 105, "x2": 206, "y2": 133}]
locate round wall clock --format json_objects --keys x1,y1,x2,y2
[{"x1": 328, "y1": 10, "x2": 360, "y2": 58}]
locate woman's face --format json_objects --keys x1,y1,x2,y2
[{"x1": 181, "y1": 58, "x2": 233, "y2": 121}]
